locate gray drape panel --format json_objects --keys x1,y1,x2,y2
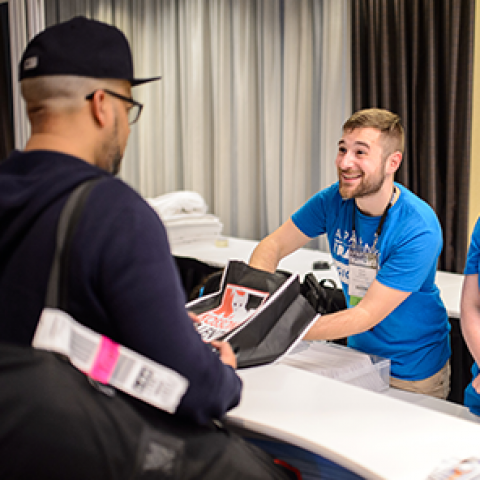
[
  {"x1": 351, "y1": 0, "x2": 475, "y2": 273},
  {"x1": 42, "y1": 0, "x2": 350, "y2": 244},
  {"x1": 0, "y1": 4, "x2": 13, "y2": 162}
]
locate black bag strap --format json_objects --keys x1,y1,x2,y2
[{"x1": 45, "y1": 177, "x2": 103, "y2": 310}]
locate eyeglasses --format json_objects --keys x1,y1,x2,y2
[{"x1": 85, "y1": 89, "x2": 144, "y2": 125}]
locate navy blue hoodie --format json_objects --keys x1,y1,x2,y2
[{"x1": 0, "y1": 150, "x2": 242, "y2": 424}]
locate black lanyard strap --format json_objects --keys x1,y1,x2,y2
[{"x1": 351, "y1": 186, "x2": 396, "y2": 246}]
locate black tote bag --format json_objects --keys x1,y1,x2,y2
[
  {"x1": 187, "y1": 261, "x2": 320, "y2": 368},
  {"x1": 0, "y1": 341, "x2": 302, "y2": 480}
]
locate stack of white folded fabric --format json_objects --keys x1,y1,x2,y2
[{"x1": 146, "y1": 191, "x2": 223, "y2": 246}]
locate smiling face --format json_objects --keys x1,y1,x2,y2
[{"x1": 335, "y1": 127, "x2": 389, "y2": 200}]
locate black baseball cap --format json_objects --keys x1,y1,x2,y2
[{"x1": 19, "y1": 16, "x2": 161, "y2": 86}]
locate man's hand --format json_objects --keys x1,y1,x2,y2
[
  {"x1": 211, "y1": 340, "x2": 237, "y2": 369},
  {"x1": 187, "y1": 311, "x2": 237, "y2": 368},
  {"x1": 188, "y1": 311, "x2": 200, "y2": 324}
]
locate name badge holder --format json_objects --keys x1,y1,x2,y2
[
  {"x1": 349, "y1": 243, "x2": 379, "y2": 306},
  {"x1": 348, "y1": 188, "x2": 396, "y2": 306}
]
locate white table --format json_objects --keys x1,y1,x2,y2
[
  {"x1": 226, "y1": 363, "x2": 480, "y2": 480},
  {"x1": 173, "y1": 238, "x2": 479, "y2": 478}
]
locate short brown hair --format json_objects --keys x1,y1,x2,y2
[{"x1": 343, "y1": 108, "x2": 404, "y2": 157}]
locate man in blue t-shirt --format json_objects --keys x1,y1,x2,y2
[
  {"x1": 250, "y1": 108, "x2": 451, "y2": 399},
  {"x1": 461, "y1": 218, "x2": 480, "y2": 415}
]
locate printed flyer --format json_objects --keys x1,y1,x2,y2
[{"x1": 196, "y1": 284, "x2": 269, "y2": 342}]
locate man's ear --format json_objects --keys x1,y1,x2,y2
[
  {"x1": 386, "y1": 151, "x2": 402, "y2": 174},
  {"x1": 89, "y1": 90, "x2": 109, "y2": 127}
]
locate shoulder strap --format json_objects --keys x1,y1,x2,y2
[{"x1": 45, "y1": 177, "x2": 103, "y2": 310}]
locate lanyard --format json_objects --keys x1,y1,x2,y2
[{"x1": 351, "y1": 187, "x2": 396, "y2": 250}]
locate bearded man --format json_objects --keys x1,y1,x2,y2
[
  {"x1": 249, "y1": 108, "x2": 451, "y2": 399},
  {"x1": 0, "y1": 17, "x2": 299, "y2": 480}
]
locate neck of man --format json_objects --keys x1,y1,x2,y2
[
  {"x1": 24, "y1": 118, "x2": 95, "y2": 166},
  {"x1": 354, "y1": 179, "x2": 396, "y2": 217}
]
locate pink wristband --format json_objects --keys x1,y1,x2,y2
[{"x1": 89, "y1": 336, "x2": 120, "y2": 384}]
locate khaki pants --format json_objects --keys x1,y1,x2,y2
[{"x1": 389, "y1": 361, "x2": 451, "y2": 400}]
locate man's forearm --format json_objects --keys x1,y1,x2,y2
[
  {"x1": 303, "y1": 303, "x2": 379, "y2": 341},
  {"x1": 303, "y1": 279, "x2": 410, "y2": 341},
  {"x1": 460, "y1": 275, "x2": 480, "y2": 366},
  {"x1": 249, "y1": 238, "x2": 281, "y2": 273},
  {"x1": 461, "y1": 309, "x2": 480, "y2": 367},
  {"x1": 250, "y1": 219, "x2": 312, "y2": 273}
]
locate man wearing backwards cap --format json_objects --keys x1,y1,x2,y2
[{"x1": 0, "y1": 17, "x2": 296, "y2": 480}]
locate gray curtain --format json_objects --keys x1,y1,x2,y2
[
  {"x1": 351, "y1": 0, "x2": 475, "y2": 273},
  {"x1": 42, "y1": 0, "x2": 351, "y2": 244},
  {"x1": 0, "y1": 4, "x2": 13, "y2": 162}
]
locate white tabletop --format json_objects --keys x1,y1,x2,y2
[
  {"x1": 435, "y1": 270, "x2": 464, "y2": 319},
  {"x1": 173, "y1": 238, "x2": 476, "y2": 478},
  {"x1": 226, "y1": 363, "x2": 480, "y2": 480},
  {"x1": 172, "y1": 237, "x2": 463, "y2": 318}
]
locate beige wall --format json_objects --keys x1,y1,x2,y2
[{"x1": 469, "y1": 3, "x2": 480, "y2": 239}]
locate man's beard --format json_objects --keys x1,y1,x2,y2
[
  {"x1": 338, "y1": 161, "x2": 387, "y2": 200},
  {"x1": 109, "y1": 149, "x2": 123, "y2": 176},
  {"x1": 104, "y1": 117, "x2": 123, "y2": 176}
]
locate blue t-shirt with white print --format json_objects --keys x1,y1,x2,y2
[
  {"x1": 463, "y1": 217, "x2": 480, "y2": 415},
  {"x1": 292, "y1": 182, "x2": 450, "y2": 380}
]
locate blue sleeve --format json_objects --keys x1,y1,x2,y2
[
  {"x1": 375, "y1": 208, "x2": 443, "y2": 293},
  {"x1": 464, "y1": 217, "x2": 480, "y2": 276},
  {"x1": 78, "y1": 183, "x2": 242, "y2": 425},
  {"x1": 291, "y1": 183, "x2": 339, "y2": 238}
]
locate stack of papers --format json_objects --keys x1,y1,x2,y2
[
  {"x1": 278, "y1": 341, "x2": 390, "y2": 393},
  {"x1": 146, "y1": 191, "x2": 223, "y2": 246}
]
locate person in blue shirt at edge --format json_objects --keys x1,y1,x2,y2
[
  {"x1": 460, "y1": 218, "x2": 480, "y2": 415},
  {"x1": 0, "y1": 16, "x2": 297, "y2": 480},
  {"x1": 249, "y1": 108, "x2": 451, "y2": 399}
]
